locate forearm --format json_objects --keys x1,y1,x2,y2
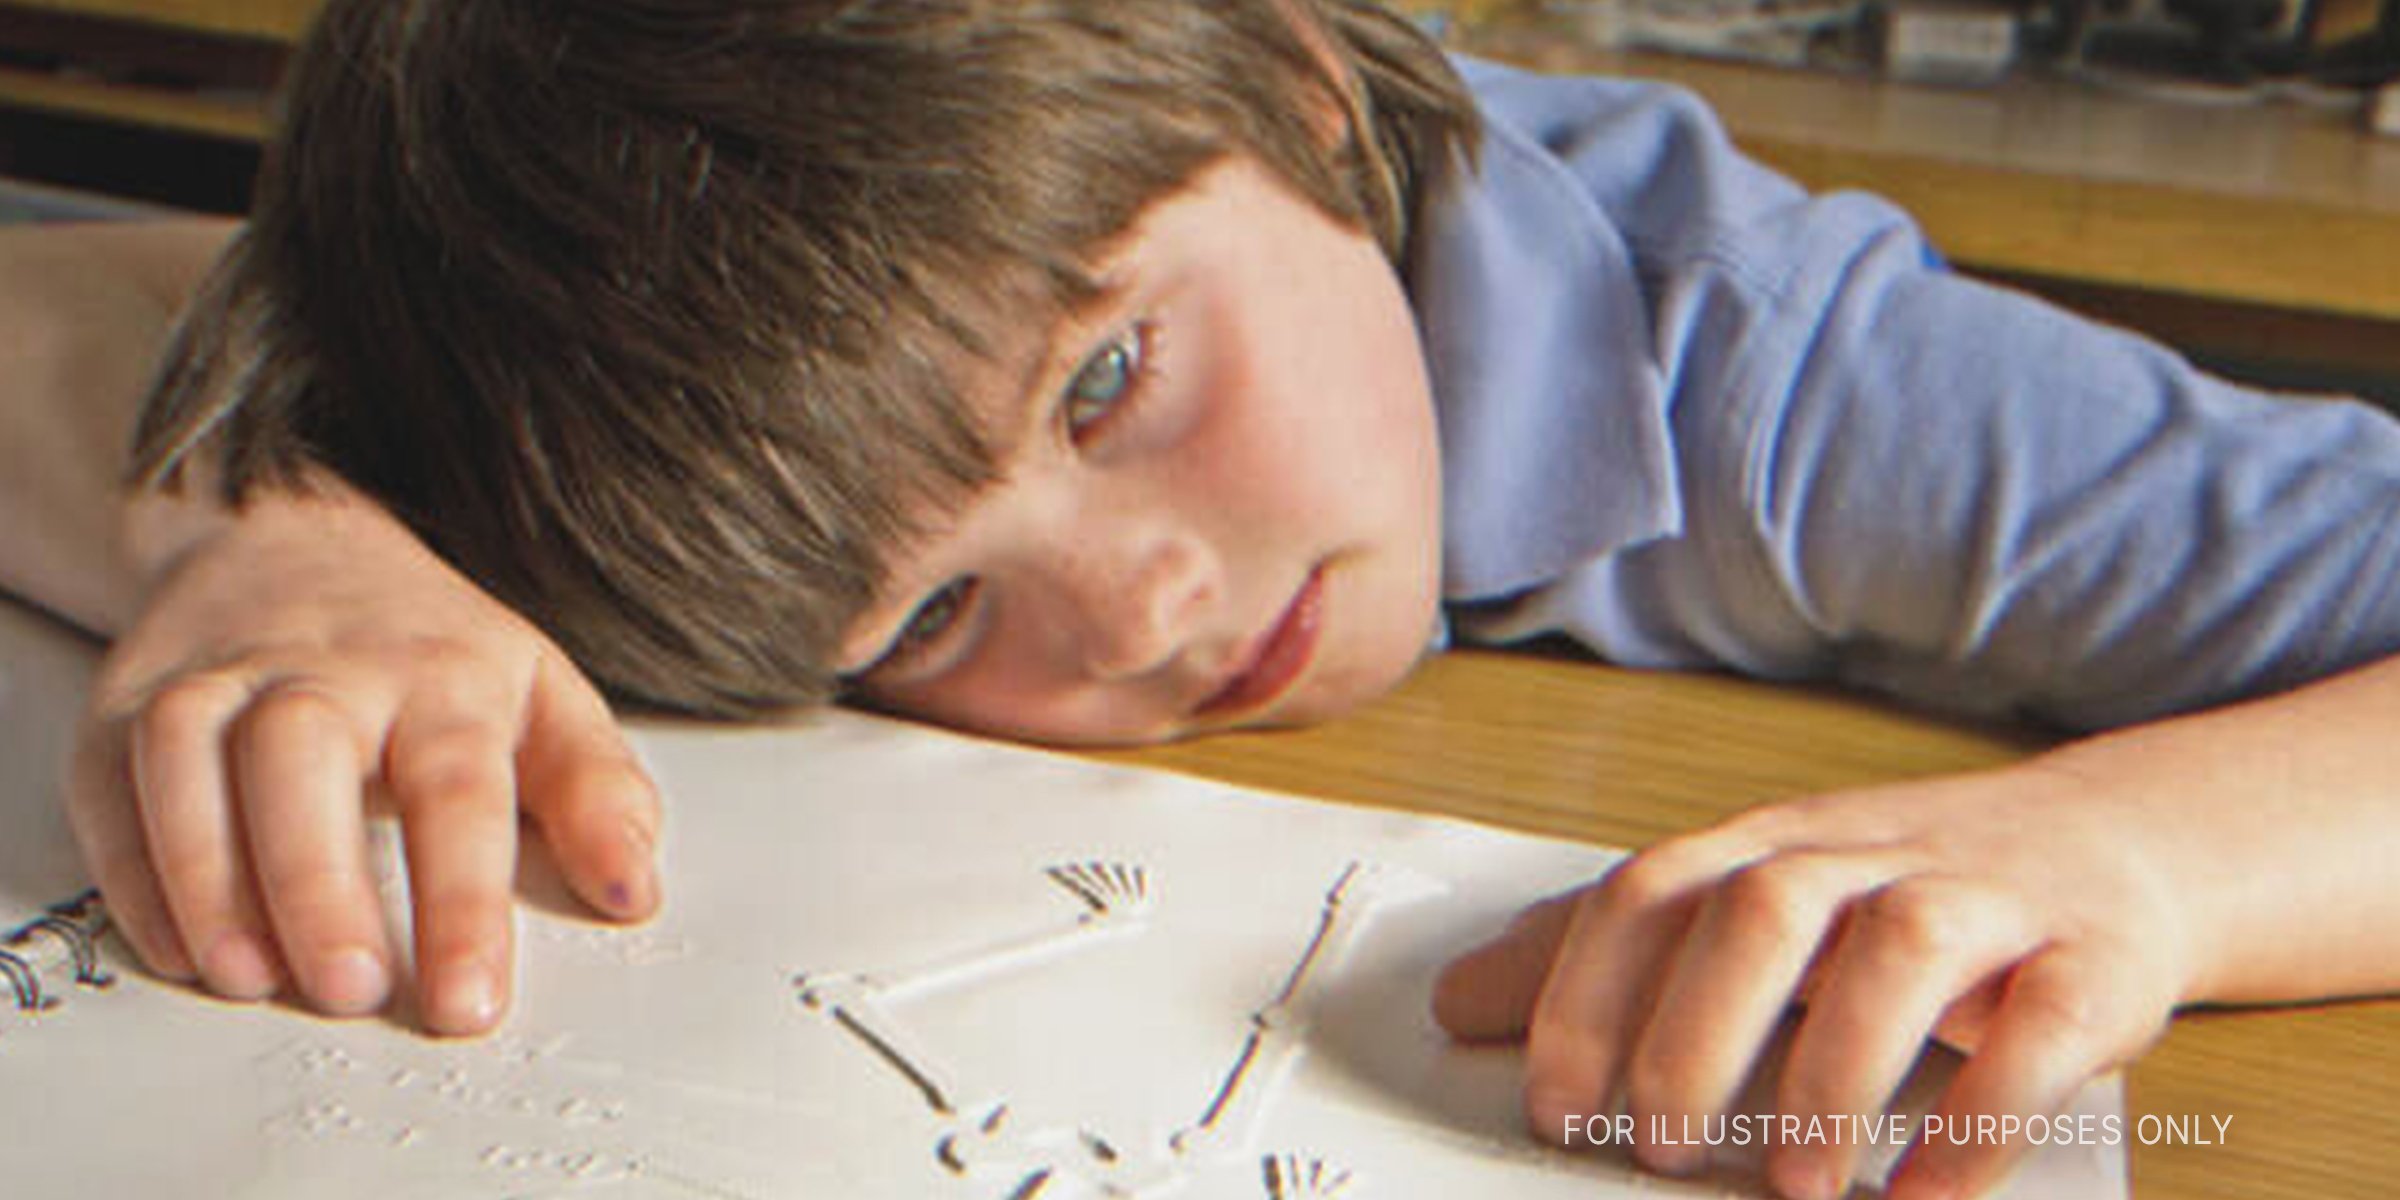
[
  {"x1": 2034, "y1": 653, "x2": 2400, "y2": 1007},
  {"x1": 0, "y1": 218, "x2": 240, "y2": 633}
]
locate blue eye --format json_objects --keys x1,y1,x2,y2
[
  {"x1": 893, "y1": 577, "x2": 977, "y2": 661},
  {"x1": 1062, "y1": 326, "x2": 1146, "y2": 438}
]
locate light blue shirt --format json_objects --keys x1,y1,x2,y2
[{"x1": 1414, "y1": 59, "x2": 2400, "y2": 731}]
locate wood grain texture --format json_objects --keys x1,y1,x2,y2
[
  {"x1": 8, "y1": 0, "x2": 316, "y2": 40},
  {"x1": 0, "y1": 63, "x2": 266, "y2": 139}
]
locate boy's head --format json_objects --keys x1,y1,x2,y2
[{"x1": 135, "y1": 0, "x2": 1478, "y2": 739}]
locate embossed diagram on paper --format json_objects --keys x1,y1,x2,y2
[
  {"x1": 256, "y1": 1033, "x2": 656, "y2": 1193},
  {"x1": 251, "y1": 1025, "x2": 857, "y2": 1199},
  {"x1": 796, "y1": 859, "x2": 1448, "y2": 1199},
  {"x1": 252, "y1": 942, "x2": 809, "y2": 1197}
]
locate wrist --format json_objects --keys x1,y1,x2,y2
[
  {"x1": 2024, "y1": 732, "x2": 2255, "y2": 1008},
  {"x1": 119, "y1": 480, "x2": 232, "y2": 604},
  {"x1": 118, "y1": 466, "x2": 401, "y2": 608}
]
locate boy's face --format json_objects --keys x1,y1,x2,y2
[{"x1": 837, "y1": 154, "x2": 1444, "y2": 746}]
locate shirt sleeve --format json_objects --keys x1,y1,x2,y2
[{"x1": 1498, "y1": 79, "x2": 2400, "y2": 731}]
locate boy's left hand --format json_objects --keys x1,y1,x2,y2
[
  {"x1": 64, "y1": 480, "x2": 661, "y2": 1037},
  {"x1": 1431, "y1": 762, "x2": 2204, "y2": 1200}
]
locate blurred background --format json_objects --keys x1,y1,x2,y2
[{"x1": 4, "y1": 0, "x2": 2393, "y2": 405}]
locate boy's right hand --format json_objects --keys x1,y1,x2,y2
[{"x1": 65, "y1": 478, "x2": 661, "y2": 1036}]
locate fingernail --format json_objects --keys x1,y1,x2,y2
[
  {"x1": 1888, "y1": 1162, "x2": 1959, "y2": 1200},
  {"x1": 146, "y1": 941, "x2": 199, "y2": 983},
  {"x1": 1776, "y1": 1161, "x2": 1844, "y2": 1200},
  {"x1": 608, "y1": 820, "x2": 659, "y2": 916},
  {"x1": 312, "y1": 948, "x2": 391, "y2": 1017},
  {"x1": 623, "y1": 816, "x2": 657, "y2": 855},
  {"x1": 1637, "y1": 1127, "x2": 1705, "y2": 1177},
  {"x1": 430, "y1": 962, "x2": 500, "y2": 1036},
  {"x1": 203, "y1": 935, "x2": 279, "y2": 1001},
  {"x1": 1527, "y1": 1086, "x2": 1587, "y2": 1135},
  {"x1": 1641, "y1": 1143, "x2": 1704, "y2": 1177}
]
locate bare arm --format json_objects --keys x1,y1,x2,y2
[
  {"x1": 0, "y1": 218, "x2": 238, "y2": 632},
  {"x1": 2040, "y1": 652, "x2": 2400, "y2": 1006}
]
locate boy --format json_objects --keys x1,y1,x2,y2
[{"x1": 5, "y1": 2, "x2": 2399, "y2": 1198}]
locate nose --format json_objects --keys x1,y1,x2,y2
[{"x1": 1055, "y1": 524, "x2": 1219, "y2": 681}]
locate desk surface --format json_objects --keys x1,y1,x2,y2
[{"x1": 1101, "y1": 648, "x2": 2400, "y2": 1200}]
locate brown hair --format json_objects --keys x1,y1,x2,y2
[{"x1": 132, "y1": 0, "x2": 1479, "y2": 717}]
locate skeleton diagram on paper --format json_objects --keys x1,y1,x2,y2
[{"x1": 795, "y1": 859, "x2": 1447, "y2": 1199}]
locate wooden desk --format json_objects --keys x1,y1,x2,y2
[
  {"x1": 0, "y1": 1, "x2": 301, "y2": 141},
  {"x1": 1101, "y1": 648, "x2": 2400, "y2": 1200}
]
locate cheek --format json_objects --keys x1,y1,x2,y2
[
  {"x1": 1302, "y1": 294, "x2": 1443, "y2": 542},
  {"x1": 860, "y1": 642, "x2": 1041, "y2": 734},
  {"x1": 860, "y1": 632, "x2": 1173, "y2": 747},
  {"x1": 1197, "y1": 295, "x2": 1435, "y2": 528}
]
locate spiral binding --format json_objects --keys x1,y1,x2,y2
[{"x1": 1, "y1": 888, "x2": 115, "y2": 1021}]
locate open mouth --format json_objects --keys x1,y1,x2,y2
[{"x1": 1196, "y1": 565, "x2": 1326, "y2": 721}]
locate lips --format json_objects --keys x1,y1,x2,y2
[{"x1": 1196, "y1": 566, "x2": 1326, "y2": 721}]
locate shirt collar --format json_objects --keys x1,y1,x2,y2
[{"x1": 1408, "y1": 62, "x2": 1682, "y2": 603}]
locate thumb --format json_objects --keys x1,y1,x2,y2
[{"x1": 1431, "y1": 892, "x2": 1579, "y2": 1042}]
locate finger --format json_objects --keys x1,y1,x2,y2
[
  {"x1": 1519, "y1": 848, "x2": 1712, "y2": 1144},
  {"x1": 234, "y1": 684, "x2": 393, "y2": 1018},
  {"x1": 1930, "y1": 975, "x2": 2009, "y2": 1054},
  {"x1": 1890, "y1": 945, "x2": 2165, "y2": 1200},
  {"x1": 129, "y1": 674, "x2": 283, "y2": 1000},
  {"x1": 1770, "y1": 878, "x2": 2036, "y2": 1200},
  {"x1": 1627, "y1": 850, "x2": 1902, "y2": 1177},
  {"x1": 516, "y1": 652, "x2": 660, "y2": 922},
  {"x1": 1431, "y1": 891, "x2": 1578, "y2": 1041},
  {"x1": 64, "y1": 714, "x2": 192, "y2": 980},
  {"x1": 388, "y1": 710, "x2": 521, "y2": 1037}
]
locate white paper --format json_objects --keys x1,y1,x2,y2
[{"x1": 0, "y1": 597, "x2": 2125, "y2": 1198}]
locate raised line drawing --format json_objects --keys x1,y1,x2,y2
[
  {"x1": 795, "y1": 859, "x2": 1445, "y2": 1198},
  {"x1": 254, "y1": 1034, "x2": 793, "y2": 1199},
  {"x1": 1265, "y1": 1153, "x2": 1356, "y2": 1198}
]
